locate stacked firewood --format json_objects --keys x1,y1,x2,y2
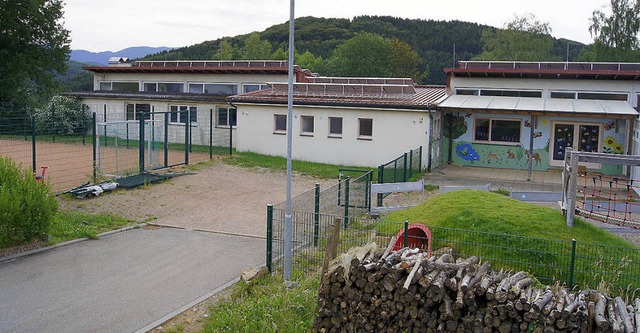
[{"x1": 314, "y1": 240, "x2": 640, "y2": 333}]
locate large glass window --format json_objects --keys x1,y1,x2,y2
[
  {"x1": 329, "y1": 117, "x2": 343, "y2": 137},
  {"x1": 274, "y1": 114, "x2": 287, "y2": 133},
  {"x1": 480, "y1": 90, "x2": 542, "y2": 98},
  {"x1": 358, "y1": 118, "x2": 373, "y2": 139},
  {"x1": 99, "y1": 81, "x2": 138, "y2": 92},
  {"x1": 474, "y1": 118, "x2": 521, "y2": 144},
  {"x1": 242, "y1": 84, "x2": 268, "y2": 93},
  {"x1": 551, "y1": 123, "x2": 602, "y2": 163},
  {"x1": 301, "y1": 115, "x2": 314, "y2": 135},
  {"x1": 205, "y1": 84, "x2": 237, "y2": 95},
  {"x1": 217, "y1": 107, "x2": 237, "y2": 127},
  {"x1": 169, "y1": 105, "x2": 197, "y2": 124},
  {"x1": 144, "y1": 83, "x2": 183, "y2": 93},
  {"x1": 125, "y1": 104, "x2": 151, "y2": 120}
]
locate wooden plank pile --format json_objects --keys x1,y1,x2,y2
[{"x1": 314, "y1": 240, "x2": 640, "y2": 333}]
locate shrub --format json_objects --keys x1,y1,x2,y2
[{"x1": 0, "y1": 156, "x2": 58, "y2": 248}]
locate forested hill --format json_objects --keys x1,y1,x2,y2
[{"x1": 142, "y1": 16, "x2": 586, "y2": 84}]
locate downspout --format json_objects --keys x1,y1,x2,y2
[
  {"x1": 626, "y1": 117, "x2": 634, "y2": 177},
  {"x1": 427, "y1": 109, "x2": 433, "y2": 172},
  {"x1": 447, "y1": 112, "x2": 453, "y2": 164}
]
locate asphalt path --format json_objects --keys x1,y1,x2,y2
[{"x1": 0, "y1": 227, "x2": 265, "y2": 333}]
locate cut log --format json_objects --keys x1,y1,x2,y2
[{"x1": 615, "y1": 296, "x2": 635, "y2": 333}]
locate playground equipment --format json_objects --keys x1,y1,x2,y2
[{"x1": 34, "y1": 166, "x2": 48, "y2": 182}]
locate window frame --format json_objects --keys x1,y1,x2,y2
[
  {"x1": 328, "y1": 117, "x2": 343, "y2": 138},
  {"x1": 125, "y1": 103, "x2": 151, "y2": 121},
  {"x1": 216, "y1": 107, "x2": 237, "y2": 128},
  {"x1": 242, "y1": 83, "x2": 268, "y2": 94},
  {"x1": 144, "y1": 82, "x2": 184, "y2": 93},
  {"x1": 274, "y1": 114, "x2": 287, "y2": 134},
  {"x1": 300, "y1": 115, "x2": 314, "y2": 136},
  {"x1": 358, "y1": 118, "x2": 373, "y2": 140},
  {"x1": 169, "y1": 105, "x2": 197, "y2": 125},
  {"x1": 473, "y1": 117, "x2": 522, "y2": 145}
]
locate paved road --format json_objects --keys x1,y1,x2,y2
[{"x1": 0, "y1": 227, "x2": 265, "y2": 333}]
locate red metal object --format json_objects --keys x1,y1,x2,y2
[
  {"x1": 393, "y1": 223, "x2": 432, "y2": 257},
  {"x1": 35, "y1": 166, "x2": 48, "y2": 182}
]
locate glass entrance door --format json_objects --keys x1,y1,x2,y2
[{"x1": 551, "y1": 122, "x2": 601, "y2": 166}]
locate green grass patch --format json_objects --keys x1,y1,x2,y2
[
  {"x1": 223, "y1": 151, "x2": 374, "y2": 180},
  {"x1": 202, "y1": 273, "x2": 318, "y2": 333},
  {"x1": 48, "y1": 211, "x2": 134, "y2": 244},
  {"x1": 379, "y1": 189, "x2": 640, "y2": 291}
]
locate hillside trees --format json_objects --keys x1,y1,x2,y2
[
  {"x1": 579, "y1": 0, "x2": 640, "y2": 61},
  {"x1": 475, "y1": 13, "x2": 561, "y2": 61},
  {"x1": 0, "y1": 0, "x2": 71, "y2": 107},
  {"x1": 324, "y1": 32, "x2": 424, "y2": 81}
]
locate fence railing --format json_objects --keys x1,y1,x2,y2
[
  {"x1": 0, "y1": 104, "x2": 232, "y2": 192},
  {"x1": 377, "y1": 146, "x2": 422, "y2": 184},
  {"x1": 266, "y1": 212, "x2": 640, "y2": 292}
]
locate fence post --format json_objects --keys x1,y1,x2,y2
[
  {"x1": 81, "y1": 105, "x2": 86, "y2": 146},
  {"x1": 164, "y1": 112, "x2": 169, "y2": 168},
  {"x1": 365, "y1": 171, "x2": 371, "y2": 212},
  {"x1": 266, "y1": 204, "x2": 273, "y2": 274},
  {"x1": 314, "y1": 183, "x2": 320, "y2": 247},
  {"x1": 92, "y1": 113, "x2": 97, "y2": 183},
  {"x1": 139, "y1": 113, "x2": 145, "y2": 173},
  {"x1": 419, "y1": 146, "x2": 423, "y2": 172},
  {"x1": 209, "y1": 109, "x2": 213, "y2": 160},
  {"x1": 403, "y1": 152, "x2": 408, "y2": 182},
  {"x1": 344, "y1": 177, "x2": 350, "y2": 228},
  {"x1": 184, "y1": 109, "x2": 190, "y2": 165},
  {"x1": 51, "y1": 103, "x2": 56, "y2": 143},
  {"x1": 404, "y1": 220, "x2": 409, "y2": 247},
  {"x1": 569, "y1": 239, "x2": 577, "y2": 288},
  {"x1": 409, "y1": 150, "x2": 413, "y2": 179},
  {"x1": 31, "y1": 115, "x2": 36, "y2": 174},
  {"x1": 377, "y1": 165, "x2": 384, "y2": 207},
  {"x1": 229, "y1": 124, "x2": 233, "y2": 156}
]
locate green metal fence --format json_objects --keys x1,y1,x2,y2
[
  {"x1": 0, "y1": 103, "x2": 232, "y2": 192},
  {"x1": 377, "y1": 146, "x2": 422, "y2": 184},
  {"x1": 266, "y1": 212, "x2": 640, "y2": 292}
]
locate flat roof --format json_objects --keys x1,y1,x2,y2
[
  {"x1": 446, "y1": 61, "x2": 640, "y2": 80},
  {"x1": 439, "y1": 95, "x2": 639, "y2": 117},
  {"x1": 83, "y1": 60, "x2": 311, "y2": 76}
]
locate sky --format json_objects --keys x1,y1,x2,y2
[{"x1": 64, "y1": 0, "x2": 609, "y2": 52}]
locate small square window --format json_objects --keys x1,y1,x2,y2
[
  {"x1": 358, "y1": 118, "x2": 373, "y2": 139},
  {"x1": 217, "y1": 107, "x2": 237, "y2": 127},
  {"x1": 329, "y1": 117, "x2": 343, "y2": 137},
  {"x1": 301, "y1": 115, "x2": 314, "y2": 135},
  {"x1": 274, "y1": 114, "x2": 287, "y2": 133}
]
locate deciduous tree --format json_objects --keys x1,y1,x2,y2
[
  {"x1": 580, "y1": 0, "x2": 640, "y2": 61},
  {"x1": 0, "y1": 0, "x2": 71, "y2": 106}
]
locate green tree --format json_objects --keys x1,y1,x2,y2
[
  {"x1": 0, "y1": 0, "x2": 71, "y2": 106},
  {"x1": 296, "y1": 50, "x2": 324, "y2": 73},
  {"x1": 580, "y1": 0, "x2": 640, "y2": 61},
  {"x1": 241, "y1": 33, "x2": 273, "y2": 60},
  {"x1": 325, "y1": 32, "x2": 423, "y2": 80},
  {"x1": 213, "y1": 39, "x2": 237, "y2": 60},
  {"x1": 475, "y1": 14, "x2": 560, "y2": 61}
]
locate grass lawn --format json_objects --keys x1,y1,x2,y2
[
  {"x1": 223, "y1": 151, "x2": 375, "y2": 180},
  {"x1": 202, "y1": 273, "x2": 318, "y2": 333},
  {"x1": 48, "y1": 210, "x2": 134, "y2": 244}
]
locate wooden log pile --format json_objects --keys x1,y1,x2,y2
[{"x1": 314, "y1": 241, "x2": 640, "y2": 333}]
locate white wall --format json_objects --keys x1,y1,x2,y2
[{"x1": 235, "y1": 103, "x2": 431, "y2": 168}]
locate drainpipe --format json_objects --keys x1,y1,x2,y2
[
  {"x1": 427, "y1": 109, "x2": 433, "y2": 172},
  {"x1": 527, "y1": 114, "x2": 535, "y2": 181},
  {"x1": 447, "y1": 112, "x2": 454, "y2": 164}
]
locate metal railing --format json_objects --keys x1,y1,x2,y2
[{"x1": 266, "y1": 213, "x2": 640, "y2": 292}]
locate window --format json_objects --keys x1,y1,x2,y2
[
  {"x1": 187, "y1": 83, "x2": 238, "y2": 95},
  {"x1": 474, "y1": 118, "x2": 521, "y2": 144},
  {"x1": 217, "y1": 107, "x2": 237, "y2": 127},
  {"x1": 550, "y1": 91, "x2": 576, "y2": 99},
  {"x1": 242, "y1": 84, "x2": 268, "y2": 93},
  {"x1": 300, "y1": 116, "x2": 314, "y2": 135},
  {"x1": 480, "y1": 89, "x2": 542, "y2": 98},
  {"x1": 551, "y1": 122, "x2": 602, "y2": 165},
  {"x1": 144, "y1": 83, "x2": 183, "y2": 93},
  {"x1": 99, "y1": 81, "x2": 138, "y2": 92},
  {"x1": 274, "y1": 114, "x2": 287, "y2": 133},
  {"x1": 578, "y1": 92, "x2": 627, "y2": 101},
  {"x1": 125, "y1": 104, "x2": 151, "y2": 121},
  {"x1": 358, "y1": 118, "x2": 373, "y2": 139},
  {"x1": 169, "y1": 105, "x2": 197, "y2": 124},
  {"x1": 456, "y1": 89, "x2": 479, "y2": 96},
  {"x1": 329, "y1": 117, "x2": 343, "y2": 137}
]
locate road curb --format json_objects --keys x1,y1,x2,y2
[{"x1": 0, "y1": 223, "x2": 147, "y2": 264}]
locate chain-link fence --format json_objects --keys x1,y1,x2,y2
[
  {"x1": 1, "y1": 103, "x2": 233, "y2": 192},
  {"x1": 267, "y1": 213, "x2": 640, "y2": 292}
]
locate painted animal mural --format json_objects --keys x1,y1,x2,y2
[
  {"x1": 456, "y1": 143, "x2": 480, "y2": 162},
  {"x1": 525, "y1": 150, "x2": 541, "y2": 166}
]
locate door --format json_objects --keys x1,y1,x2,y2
[{"x1": 550, "y1": 122, "x2": 602, "y2": 167}]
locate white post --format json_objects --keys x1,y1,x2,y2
[
  {"x1": 566, "y1": 148, "x2": 578, "y2": 227},
  {"x1": 284, "y1": 0, "x2": 295, "y2": 281}
]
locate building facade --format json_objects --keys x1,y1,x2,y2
[{"x1": 439, "y1": 61, "x2": 640, "y2": 177}]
